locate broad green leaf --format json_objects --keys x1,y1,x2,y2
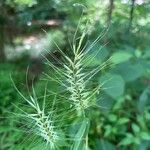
[
  {"x1": 113, "y1": 62, "x2": 144, "y2": 81},
  {"x1": 97, "y1": 93, "x2": 114, "y2": 111},
  {"x1": 133, "y1": 137, "x2": 141, "y2": 145},
  {"x1": 140, "y1": 132, "x2": 150, "y2": 140},
  {"x1": 104, "y1": 125, "x2": 112, "y2": 137},
  {"x1": 117, "y1": 118, "x2": 129, "y2": 125},
  {"x1": 96, "y1": 139, "x2": 116, "y2": 150},
  {"x1": 111, "y1": 51, "x2": 132, "y2": 64},
  {"x1": 119, "y1": 133, "x2": 134, "y2": 145},
  {"x1": 132, "y1": 123, "x2": 140, "y2": 133},
  {"x1": 71, "y1": 118, "x2": 90, "y2": 150},
  {"x1": 108, "y1": 114, "x2": 117, "y2": 122},
  {"x1": 140, "y1": 60, "x2": 150, "y2": 77},
  {"x1": 99, "y1": 73, "x2": 125, "y2": 99},
  {"x1": 143, "y1": 50, "x2": 150, "y2": 59},
  {"x1": 138, "y1": 87, "x2": 150, "y2": 112}
]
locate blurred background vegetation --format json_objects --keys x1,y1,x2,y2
[{"x1": 0, "y1": 0, "x2": 150, "y2": 149}]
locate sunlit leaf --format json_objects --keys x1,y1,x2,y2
[{"x1": 99, "y1": 73, "x2": 125, "y2": 98}]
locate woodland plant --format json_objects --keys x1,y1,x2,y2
[
  {"x1": 0, "y1": 1, "x2": 149, "y2": 149},
  {"x1": 13, "y1": 25, "x2": 111, "y2": 150}
]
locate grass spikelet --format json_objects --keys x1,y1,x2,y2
[
  {"x1": 64, "y1": 33, "x2": 91, "y2": 115},
  {"x1": 27, "y1": 97, "x2": 59, "y2": 149},
  {"x1": 62, "y1": 30, "x2": 111, "y2": 116},
  {"x1": 11, "y1": 76, "x2": 65, "y2": 149},
  {"x1": 43, "y1": 27, "x2": 111, "y2": 117}
]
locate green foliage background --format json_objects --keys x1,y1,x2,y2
[{"x1": 0, "y1": 0, "x2": 150, "y2": 149}]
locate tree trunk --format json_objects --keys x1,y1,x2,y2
[
  {"x1": 107, "y1": 0, "x2": 114, "y2": 28},
  {"x1": 104, "y1": 0, "x2": 114, "y2": 43},
  {"x1": 0, "y1": 1, "x2": 6, "y2": 62},
  {"x1": 0, "y1": 25, "x2": 5, "y2": 62},
  {"x1": 128, "y1": 0, "x2": 135, "y2": 32}
]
